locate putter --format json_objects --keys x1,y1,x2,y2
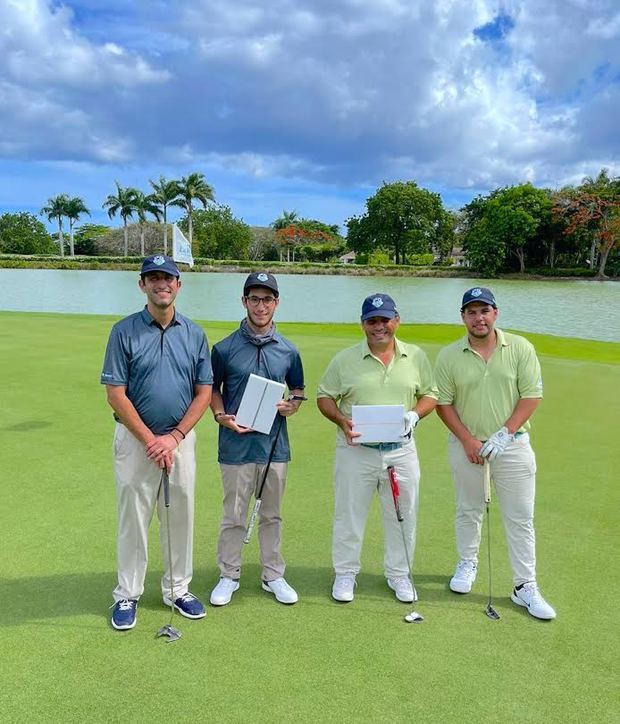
[
  {"x1": 244, "y1": 415, "x2": 283, "y2": 544},
  {"x1": 156, "y1": 468, "x2": 182, "y2": 642},
  {"x1": 483, "y1": 461, "x2": 500, "y2": 621},
  {"x1": 387, "y1": 466, "x2": 423, "y2": 624}
]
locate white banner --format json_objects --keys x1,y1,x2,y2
[{"x1": 172, "y1": 223, "x2": 194, "y2": 267}]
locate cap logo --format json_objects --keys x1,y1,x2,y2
[
  {"x1": 257, "y1": 273, "x2": 269, "y2": 282},
  {"x1": 470, "y1": 288, "x2": 483, "y2": 297},
  {"x1": 152, "y1": 256, "x2": 165, "y2": 266},
  {"x1": 372, "y1": 296, "x2": 384, "y2": 308}
]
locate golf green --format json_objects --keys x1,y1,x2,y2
[{"x1": 2, "y1": 312, "x2": 618, "y2": 722}]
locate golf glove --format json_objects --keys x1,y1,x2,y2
[
  {"x1": 479, "y1": 426, "x2": 514, "y2": 460},
  {"x1": 402, "y1": 411, "x2": 420, "y2": 438}
]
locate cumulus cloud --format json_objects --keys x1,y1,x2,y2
[{"x1": 0, "y1": 0, "x2": 618, "y2": 225}]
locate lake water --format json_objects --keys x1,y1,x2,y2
[{"x1": 2, "y1": 269, "x2": 619, "y2": 342}]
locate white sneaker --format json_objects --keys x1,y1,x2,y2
[
  {"x1": 210, "y1": 577, "x2": 240, "y2": 606},
  {"x1": 450, "y1": 559, "x2": 478, "y2": 594},
  {"x1": 387, "y1": 576, "x2": 418, "y2": 603},
  {"x1": 511, "y1": 582, "x2": 556, "y2": 620},
  {"x1": 262, "y1": 577, "x2": 298, "y2": 604},
  {"x1": 332, "y1": 575, "x2": 356, "y2": 602}
]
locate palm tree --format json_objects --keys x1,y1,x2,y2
[
  {"x1": 41, "y1": 194, "x2": 70, "y2": 257},
  {"x1": 102, "y1": 182, "x2": 138, "y2": 256},
  {"x1": 65, "y1": 197, "x2": 90, "y2": 256},
  {"x1": 172, "y1": 172, "x2": 214, "y2": 248},
  {"x1": 149, "y1": 176, "x2": 180, "y2": 254},
  {"x1": 133, "y1": 190, "x2": 163, "y2": 255},
  {"x1": 272, "y1": 209, "x2": 299, "y2": 230}
]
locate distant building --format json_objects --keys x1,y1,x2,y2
[
  {"x1": 339, "y1": 251, "x2": 356, "y2": 264},
  {"x1": 451, "y1": 247, "x2": 468, "y2": 267}
]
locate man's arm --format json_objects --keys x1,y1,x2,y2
[
  {"x1": 316, "y1": 396, "x2": 360, "y2": 446},
  {"x1": 276, "y1": 387, "x2": 305, "y2": 417},
  {"x1": 413, "y1": 395, "x2": 437, "y2": 420},
  {"x1": 106, "y1": 384, "x2": 155, "y2": 446},
  {"x1": 504, "y1": 397, "x2": 541, "y2": 434},
  {"x1": 144, "y1": 383, "x2": 212, "y2": 463},
  {"x1": 436, "y1": 404, "x2": 485, "y2": 465},
  {"x1": 210, "y1": 389, "x2": 252, "y2": 434}
]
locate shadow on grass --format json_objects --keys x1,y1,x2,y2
[
  {"x1": 5, "y1": 420, "x2": 52, "y2": 432},
  {"x1": 4, "y1": 564, "x2": 517, "y2": 626}
]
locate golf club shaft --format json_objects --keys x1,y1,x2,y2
[
  {"x1": 387, "y1": 466, "x2": 415, "y2": 585},
  {"x1": 484, "y1": 462, "x2": 495, "y2": 610},
  {"x1": 162, "y1": 469, "x2": 176, "y2": 623},
  {"x1": 243, "y1": 415, "x2": 283, "y2": 544}
]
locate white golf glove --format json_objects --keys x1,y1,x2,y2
[
  {"x1": 479, "y1": 426, "x2": 514, "y2": 460},
  {"x1": 402, "y1": 411, "x2": 420, "y2": 438}
]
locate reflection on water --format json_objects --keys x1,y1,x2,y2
[{"x1": 2, "y1": 269, "x2": 619, "y2": 342}]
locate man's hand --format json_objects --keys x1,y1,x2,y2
[
  {"x1": 145, "y1": 434, "x2": 179, "y2": 467},
  {"x1": 341, "y1": 418, "x2": 361, "y2": 446},
  {"x1": 215, "y1": 413, "x2": 252, "y2": 434},
  {"x1": 402, "y1": 411, "x2": 420, "y2": 438},
  {"x1": 480, "y1": 426, "x2": 515, "y2": 461},
  {"x1": 276, "y1": 398, "x2": 300, "y2": 417}
]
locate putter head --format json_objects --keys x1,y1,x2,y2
[
  {"x1": 156, "y1": 623, "x2": 182, "y2": 642},
  {"x1": 404, "y1": 611, "x2": 424, "y2": 624},
  {"x1": 485, "y1": 604, "x2": 500, "y2": 620}
]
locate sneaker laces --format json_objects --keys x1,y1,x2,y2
[
  {"x1": 456, "y1": 560, "x2": 476, "y2": 576},
  {"x1": 521, "y1": 582, "x2": 542, "y2": 605},
  {"x1": 178, "y1": 593, "x2": 195, "y2": 603},
  {"x1": 335, "y1": 575, "x2": 356, "y2": 590},
  {"x1": 110, "y1": 599, "x2": 134, "y2": 611}
]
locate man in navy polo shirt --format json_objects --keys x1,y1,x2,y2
[
  {"x1": 209, "y1": 272, "x2": 305, "y2": 606},
  {"x1": 101, "y1": 255, "x2": 213, "y2": 630}
]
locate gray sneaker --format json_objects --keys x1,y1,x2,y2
[
  {"x1": 332, "y1": 575, "x2": 356, "y2": 602},
  {"x1": 387, "y1": 576, "x2": 418, "y2": 603}
]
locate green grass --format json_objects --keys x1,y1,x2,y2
[{"x1": 2, "y1": 312, "x2": 619, "y2": 722}]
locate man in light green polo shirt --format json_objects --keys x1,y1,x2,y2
[
  {"x1": 317, "y1": 293, "x2": 437, "y2": 604},
  {"x1": 435, "y1": 287, "x2": 556, "y2": 620}
]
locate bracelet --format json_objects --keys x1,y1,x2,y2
[
  {"x1": 288, "y1": 395, "x2": 307, "y2": 402},
  {"x1": 172, "y1": 427, "x2": 186, "y2": 439},
  {"x1": 214, "y1": 412, "x2": 225, "y2": 421},
  {"x1": 169, "y1": 430, "x2": 182, "y2": 445}
]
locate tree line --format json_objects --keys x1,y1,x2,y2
[{"x1": 0, "y1": 169, "x2": 618, "y2": 278}]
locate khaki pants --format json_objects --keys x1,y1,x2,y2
[
  {"x1": 217, "y1": 462, "x2": 287, "y2": 582},
  {"x1": 112, "y1": 423, "x2": 196, "y2": 602},
  {"x1": 448, "y1": 433, "x2": 537, "y2": 586},
  {"x1": 332, "y1": 440, "x2": 420, "y2": 578}
]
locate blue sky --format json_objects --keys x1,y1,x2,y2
[{"x1": 1, "y1": 0, "x2": 618, "y2": 233}]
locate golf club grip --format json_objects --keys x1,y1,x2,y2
[
  {"x1": 483, "y1": 462, "x2": 491, "y2": 504},
  {"x1": 388, "y1": 467, "x2": 404, "y2": 522},
  {"x1": 162, "y1": 469, "x2": 170, "y2": 507},
  {"x1": 244, "y1": 499, "x2": 262, "y2": 544}
]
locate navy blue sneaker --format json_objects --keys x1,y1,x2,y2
[
  {"x1": 111, "y1": 599, "x2": 137, "y2": 630},
  {"x1": 163, "y1": 592, "x2": 206, "y2": 619}
]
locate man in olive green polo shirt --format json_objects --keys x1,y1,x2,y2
[
  {"x1": 317, "y1": 293, "x2": 437, "y2": 604},
  {"x1": 435, "y1": 287, "x2": 556, "y2": 620}
]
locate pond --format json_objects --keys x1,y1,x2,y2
[{"x1": 1, "y1": 269, "x2": 618, "y2": 342}]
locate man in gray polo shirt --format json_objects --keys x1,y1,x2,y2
[
  {"x1": 101, "y1": 255, "x2": 213, "y2": 630},
  {"x1": 209, "y1": 272, "x2": 305, "y2": 606}
]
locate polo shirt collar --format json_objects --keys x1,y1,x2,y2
[
  {"x1": 461, "y1": 327, "x2": 508, "y2": 351},
  {"x1": 140, "y1": 306, "x2": 180, "y2": 328},
  {"x1": 360, "y1": 337, "x2": 408, "y2": 358}
]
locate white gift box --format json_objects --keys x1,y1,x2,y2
[
  {"x1": 351, "y1": 404, "x2": 405, "y2": 443},
  {"x1": 235, "y1": 373, "x2": 286, "y2": 434}
]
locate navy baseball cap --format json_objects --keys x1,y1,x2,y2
[
  {"x1": 140, "y1": 255, "x2": 180, "y2": 278},
  {"x1": 244, "y1": 272, "x2": 279, "y2": 297},
  {"x1": 361, "y1": 293, "x2": 398, "y2": 321},
  {"x1": 461, "y1": 287, "x2": 497, "y2": 310}
]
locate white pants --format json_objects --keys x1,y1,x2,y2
[
  {"x1": 112, "y1": 423, "x2": 197, "y2": 602},
  {"x1": 448, "y1": 433, "x2": 537, "y2": 586},
  {"x1": 332, "y1": 440, "x2": 420, "y2": 578},
  {"x1": 217, "y1": 462, "x2": 288, "y2": 582}
]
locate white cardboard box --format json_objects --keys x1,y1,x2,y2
[
  {"x1": 351, "y1": 404, "x2": 405, "y2": 443},
  {"x1": 235, "y1": 374, "x2": 286, "y2": 434}
]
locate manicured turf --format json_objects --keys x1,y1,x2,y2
[{"x1": 2, "y1": 312, "x2": 619, "y2": 722}]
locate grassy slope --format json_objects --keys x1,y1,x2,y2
[{"x1": 2, "y1": 312, "x2": 619, "y2": 722}]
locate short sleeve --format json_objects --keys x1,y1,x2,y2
[
  {"x1": 100, "y1": 325, "x2": 128, "y2": 386},
  {"x1": 195, "y1": 331, "x2": 213, "y2": 385},
  {"x1": 316, "y1": 356, "x2": 342, "y2": 400},
  {"x1": 285, "y1": 349, "x2": 305, "y2": 390},
  {"x1": 517, "y1": 343, "x2": 543, "y2": 399},
  {"x1": 434, "y1": 351, "x2": 455, "y2": 405},
  {"x1": 416, "y1": 350, "x2": 439, "y2": 400}
]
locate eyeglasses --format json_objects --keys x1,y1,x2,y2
[{"x1": 245, "y1": 295, "x2": 277, "y2": 307}]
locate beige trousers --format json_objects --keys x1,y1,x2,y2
[
  {"x1": 112, "y1": 423, "x2": 197, "y2": 602},
  {"x1": 448, "y1": 433, "x2": 537, "y2": 585},
  {"x1": 332, "y1": 440, "x2": 420, "y2": 578},
  {"x1": 217, "y1": 462, "x2": 287, "y2": 582}
]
